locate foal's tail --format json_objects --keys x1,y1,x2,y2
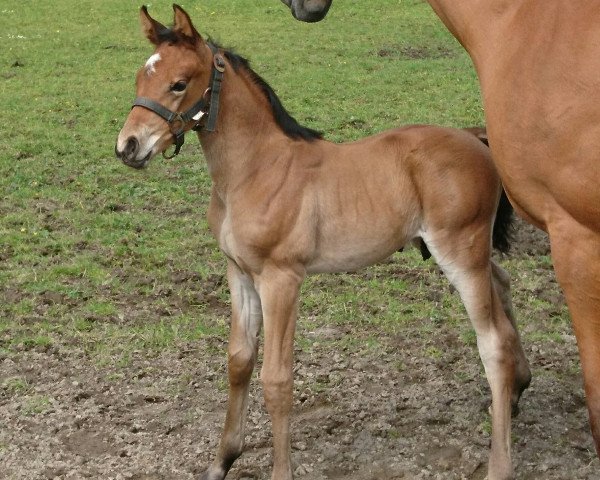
[
  {"x1": 493, "y1": 190, "x2": 514, "y2": 253},
  {"x1": 464, "y1": 126, "x2": 514, "y2": 254}
]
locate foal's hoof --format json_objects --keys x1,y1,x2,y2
[
  {"x1": 198, "y1": 469, "x2": 225, "y2": 480},
  {"x1": 511, "y1": 371, "x2": 532, "y2": 417}
]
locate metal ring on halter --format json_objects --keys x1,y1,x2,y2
[
  {"x1": 169, "y1": 114, "x2": 185, "y2": 134},
  {"x1": 162, "y1": 120, "x2": 186, "y2": 159},
  {"x1": 162, "y1": 145, "x2": 177, "y2": 160}
]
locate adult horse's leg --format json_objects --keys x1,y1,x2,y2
[
  {"x1": 255, "y1": 265, "x2": 304, "y2": 480},
  {"x1": 424, "y1": 227, "x2": 518, "y2": 480},
  {"x1": 548, "y1": 218, "x2": 600, "y2": 454},
  {"x1": 202, "y1": 262, "x2": 263, "y2": 480},
  {"x1": 491, "y1": 260, "x2": 531, "y2": 413}
]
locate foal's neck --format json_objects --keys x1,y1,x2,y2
[{"x1": 198, "y1": 66, "x2": 295, "y2": 195}]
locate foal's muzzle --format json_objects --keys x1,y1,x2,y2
[{"x1": 115, "y1": 137, "x2": 151, "y2": 169}]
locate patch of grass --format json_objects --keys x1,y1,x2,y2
[
  {"x1": 527, "y1": 331, "x2": 564, "y2": 343},
  {"x1": 461, "y1": 329, "x2": 477, "y2": 347},
  {"x1": 105, "y1": 372, "x2": 125, "y2": 382},
  {"x1": 15, "y1": 334, "x2": 53, "y2": 350},
  {"x1": 216, "y1": 377, "x2": 228, "y2": 392},
  {"x1": 11, "y1": 299, "x2": 35, "y2": 316},
  {"x1": 394, "y1": 361, "x2": 406, "y2": 372},
  {"x1": 84, "y1": 300, "x2": 118, "y2": 318},
  {"x1": 73, "y1": 318, "x2": 94, "y2": 333},
  {"x1": 453, "y1": 371, "x2": 472, "y2": 383},
  {"x1": 478, "y1": 417, "x2": 492, "y2": 437},
  {"x1": 76, "y1": 314, "x2": 224, "y2": 366},
  {"x1": 425, "y1": 346, "x2": 443, "y2": 359},
  {"x1": 22, "y1": 395, "x2": 52, "y2": 416},
  {"x1": 2, "y1": 377, "x2": 31, "y2": 394}
]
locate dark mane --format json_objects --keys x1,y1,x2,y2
[
  {"x1": 214, "y1": 43, "x2": 323, "y2": 142},
  {"x1": 155, "y1": 26, "x2": 186, "y2": 45}
]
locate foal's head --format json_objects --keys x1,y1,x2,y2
[
  {"x1": 115, "y1": 5, "x2": 216, "y2": 168},
  {"x1": 117, "y1": 4, "x2": 322, "y2": 169}
]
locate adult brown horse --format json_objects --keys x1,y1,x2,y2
[
  {"x1": 280, "y1": 0, "x2": 600, "y2": 471},
  {"x1": 115, "y1": 6, "x2": 531, "y2": 480}
]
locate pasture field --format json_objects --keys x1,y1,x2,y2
[{"x1": 0, "y1": 1, "x2": 597, "y2": 478}]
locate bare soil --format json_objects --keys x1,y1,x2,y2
[{"x1": 1, "y1": 219, "x2": 598, "y2": 480}]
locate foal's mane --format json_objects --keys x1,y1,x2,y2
[
  {"x1": 216, "y1": 43, "x2": 323, "y2": 142},
  {"x1": 151, "y1": 27, "x2": 322, "y2": 141}
]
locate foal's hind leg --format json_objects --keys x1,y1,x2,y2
[
  {"x1": 424, "y1": 228, "x2": 518, "y2": 480},
  {"x1": 202, "y1": 261, "x2": 262, "y2": 480},
  {"x1": 491, "y1": 260, "x2": 531, "y2": 413}
]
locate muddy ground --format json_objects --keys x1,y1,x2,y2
[{"x1": 1, "y1": 219, "x2": 598, "y2": 480}]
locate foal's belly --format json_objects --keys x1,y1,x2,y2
[
  {"x1": 305, "y1": 230, "x2": 409, "y2": 274},
  {"x1": 304, "y1": 185, "x2": 419, "y2": 274}
]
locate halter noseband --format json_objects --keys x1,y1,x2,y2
[{"x1": 132, "y1": 44, "x2": 225, "y2": 159}]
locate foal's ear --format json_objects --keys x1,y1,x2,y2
[
  {"x1": 173, "y1": 4, "x2": 202, "y2": 43},
  {"x1": 140, "y1": 6, "x2": 168, "y2": 45}
]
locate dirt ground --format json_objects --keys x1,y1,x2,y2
[{"x1": 1, "y1": 219, "x2": 599, "y2": 480}]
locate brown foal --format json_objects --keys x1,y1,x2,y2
[
  {"x1": 115, "y1": 6, "x2": 531, "y2": 480},
  {"x1": 281, "y1": 1, "x2": 600, "y2": 477}
]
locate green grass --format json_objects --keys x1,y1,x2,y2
[
  {"x1": 0, "y1": 0, "x2": 569, "y2": 368},
  {"x1": 2, "y1": 376, "x2": 31, "y2": 394},
  {"x1": 21, "y1": 394, "x2": 52, "y2": 416}
]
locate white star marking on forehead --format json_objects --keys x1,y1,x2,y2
[{"x1": 145, "y1": 53, "x2": 161, "y2": 75}]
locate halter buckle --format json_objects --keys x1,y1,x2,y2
[
  {"x1": 191, "y1": 88, "x2": 212, "y2": 122},
  {"x1": 214, "y1": 55, "x2": 226, "y2": 73},
  {"x1": 192, "y1": 110, "x2": 206, "y2": 122}
]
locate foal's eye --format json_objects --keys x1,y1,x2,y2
[{"x1": 171, "y1": 81, "x2": 187, "y2": 92}]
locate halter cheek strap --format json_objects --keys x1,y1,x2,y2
[{"x1": 131, "y1": 44, "x2": 225, "y2": 159}]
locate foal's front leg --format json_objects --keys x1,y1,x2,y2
[
  {"x1": 202, "y1": 261, "x2": 262, "y2": 480},
  {"x1": 255, "y1": 265, "x2": 304, "y2": 480}
]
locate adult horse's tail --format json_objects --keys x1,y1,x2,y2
[{"x1": 463, "y1": 126, "x2": 514, "y2": 254}]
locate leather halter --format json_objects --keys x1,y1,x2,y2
[{"x1": 132, "y1": 44, "x2": 225, "y2": 159}]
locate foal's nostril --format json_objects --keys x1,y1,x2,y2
[
  {"x1": 114, "y1": 144, "x2": 123, "y2": 159},
  {"x1": 124, "y1": 136, "x2": 139, "y2": 159}
]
